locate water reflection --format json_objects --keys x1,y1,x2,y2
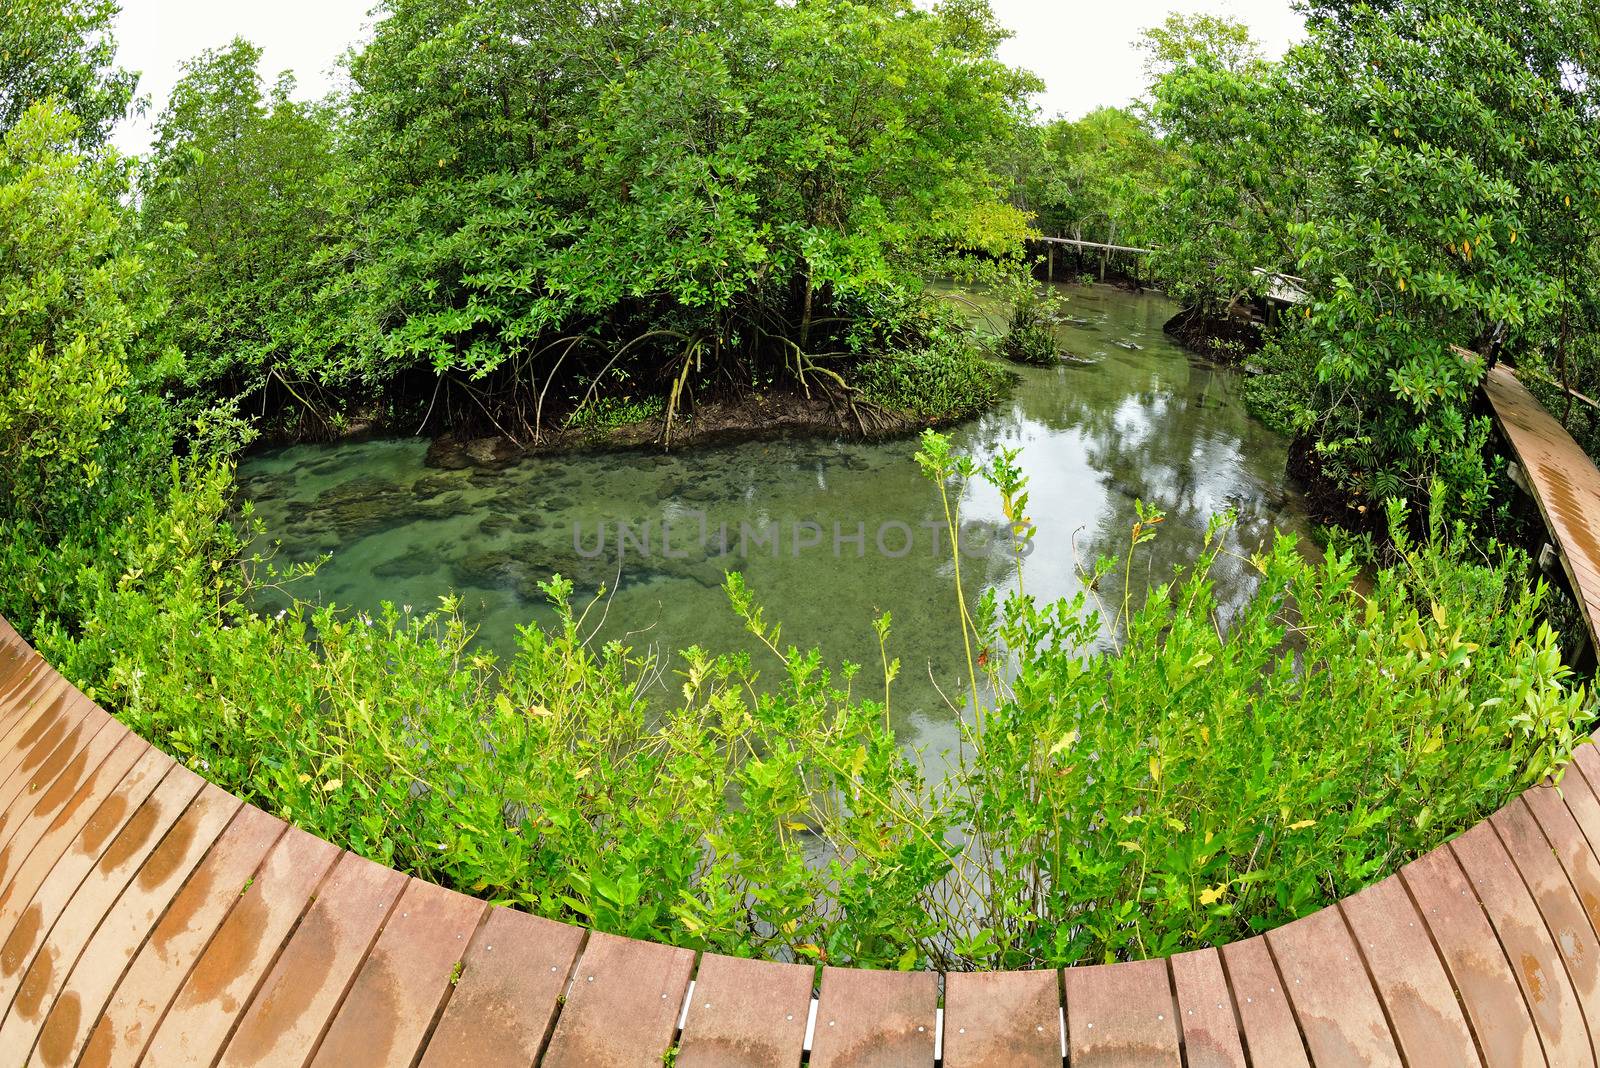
[{"x1": 239, "y1": 283, "x2": 1315, "y2": 754}]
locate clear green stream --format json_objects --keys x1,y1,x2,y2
[{"x1": 238, "y1": 284, "x2": 1316, "y2": 755}]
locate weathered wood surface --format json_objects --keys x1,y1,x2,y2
[
  {"x1": 1486, "y1": 361, "x2": 1600, "y2": 649},
  {"x1": 0, "y1": 365, "x2": 1596, "y2": 1064}
]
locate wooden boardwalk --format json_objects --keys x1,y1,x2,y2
[
  {"x1": 0, "y1": 366, "x2": 1596, "y2": 1064},
  {"x1": 1486, "y1": 362, "x2": 1600, "y2": 651}
]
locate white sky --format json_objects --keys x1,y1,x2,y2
[{"x1": 110, "y1": 0, "x2": 1305, "y2": 157}]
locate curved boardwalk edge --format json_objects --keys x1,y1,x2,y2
[
  {"x1": 0, "y1": 365, "x2": 1596, "y2": 1065},
  {"x1": 1486, "y1": 362, "x2": 1600, "y2": 652}
]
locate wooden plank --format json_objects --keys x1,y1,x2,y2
[
  {"x1": 1452, "y1": 822, "x2": 1592, "y2": 1065},
  {"x1": 0, "y1": 765, "x2": 204, "y2": 1062},
  {"x1": 0, "y1": 695, "x2": 107, "y2": 857},
  {"x1": 0, "y1": 620, "x2": 36, "y2": 694},
  {"x1": 1526, "y1": 779, "x2": 1600, "y2": 939},
  {"x1": 1218, "y1": 937, "x2": 1310, "y2": 1068},
  {"x1": 942, "y1": 968, "x2": 1060, "y2": 1067},
  {"x1": 1402, "y1": 847, "x2": 1545, "y2": 1068},
  {"x1": 218, "y1": 851, "x2": 407, "y2": 1068},
  {"x1": 0, "y1": 730, "x2": 148, "y2": 947},
  {"x1": 0, "y1": 683, "x2": 87, "y2": 808},
  {"x1": 0, "y1": 738, "x2": 238, "y2": 1068},
  {"x1": 140, "y1": 827, "x2": 341, "y2": 1067},
  {"x1": 1567, "y1": 746, "x2": 1600, "y2": 841},
  {"x1": 1338, "y1": 875, "x2": 1482, "y2": 1066},
  {"x1": 807, "y1": 965, "x2": 937, "y2": 1068},
  {"x1": 1486, "y1": 364, "x2": 1600, "y2": 645},
  {"x1": 674, "y1": 953, "x2": 814, "y2": 1068},
  {"x1": 418, "y1": 907, "x2": 586, "y2": 1068},
  {"x1": 1064, "y1": 958, "x2": 1180, "y2": 1068},
  {"x1": 0, "y1": 719, "x2": 132, "y2": 915},
  {"x1": 1266, "y1": 906, "x2": 1403, "y2": 1067},
  {"x1": 307, "y1": 877, "x2": 487, "y2": 1068},
  {"x1": 1169, "y1": 949, "x2": 1247, "y2": 1068},
  {"x1": 542, "y1": 929, "x2": 697, "y2": 1068},
  {"x1": 1032, "y1": 237, "x2": 1157, "y2": 255},
  {"x1": 0, "y1": 653, "x2": 48, "y2": 726},
  {"x1": 0, "y1": 670, "x2": 68, "y2": 747},
  {"x1": 76, "y1": 803, "x2": 286, "y2": 1067},
  {"x1": 1493, "y1": 797, "x2": 1600, "y2": 1063},
  {"x1": 0, "y1": 743, "x2": 169, "y2": 1012}
]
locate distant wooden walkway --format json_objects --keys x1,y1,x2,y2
[
  {"x1": 1486, "y1": 362, "x2": 1600, "y2": 652},
  {"x1": 0, "y1": 368, "x2": 1598, "y2": 1064}
]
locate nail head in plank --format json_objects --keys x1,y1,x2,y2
[
  {"x1": 1452, "y1": 822, "x2": 1591, "y2": 1066},
  {"x1": 1402, "y1": 845, "x2": 1544, "y2": 1068},
  {"x1": 542, "y1": 929, "x2": 696, "y2": 1068},
  {"x1": 941, "y1": 967, "x2": 1059, "y2": 1067},
  {"x1": 418, "y1": 906, "x2": 585, "y2": 1068},
  {"x1": 1168, "y1": 949, "x2": 1246, "y2": 1068},
  {"x1": 218, "y1": 851, "x2": 408, "y2": 1068},
  {"x1": 1218, "y1": 937, "x2": 1309, "y2": 1068},
  {"x1": 307, "y1": 876, "x2": 487, "y2": 1068},
  {"x1": 1064, "y1": 958, "x2": 1181, "y2": 1068},
  {"x1": 1337, "y1": 875, "x2": 1481, "y2": 1066},
  {"x1": 673, "y1": 952, "x2": 814, "y2": 1068}
]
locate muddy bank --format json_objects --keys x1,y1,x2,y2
[
  {"x1": 421, "y1": 388, "x2": 937, "y2": 470},
  {"x1": 1163, "y1": 303, "x2": 1267, "y2": 362}
]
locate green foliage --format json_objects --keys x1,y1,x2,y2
[
  {"x1": 2, "y1": 0, "x2": 1592, "y2": 980},
  {"x1": 1149, "y1": 0, "x2": 1600, "y2": 518},
  {"x1": 1021, "y1": 106, "x2": 1171, "y2": 248},
  {"x1": 565, "y1": 393, "x2": 666, "y2": 435},
  {"x1": 856, "y1": 333, "x2": 1013, "y2": 422},
  {"x1": 140, "y1": 39, "x2": 341, "y2": 401},
  {"x1": 263, "y1": 0, "x2": 1038, "y2": 437},
  {"x1": 999, "y1": 288, "x2": 1058, "y2": 365},
  {"x1": 0, "y1": 104, "x2": 171, "y2": 541},
  {"x1": 25, "y1": 405, "x2": 1589, "y2": 970},
  {"x1": 952, "y1": 503, "x2": 1584, "y2": 964},
  {"x1": 1144, "y1": 24, "x2": 1303, "y2": 312},
  {"x1": 1138, "y1": 12, "x2": 1264, "y2": 81},
  {"x1": 0, "y1": 0, "x2": 135, "y2": 147}
]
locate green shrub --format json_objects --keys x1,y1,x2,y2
[
  {"x1": 34, "y1": 430, "x2": 1591, "y2": 971},
  {"x1": 565, "y1": 393, "x2": 666, "y2": 435},
  {"x1": 1000, "y1": 294, "x2": 1058, "y2": 365},
  {"x1": 856, "y1": 335, "x2": 1015, "y2": 422}
]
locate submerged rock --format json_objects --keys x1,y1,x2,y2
[
  {"x1": 478, "y1": 514, "x2": 515, "y2": 537},
  {"x1": 239, "y1": 471, "x2": 297, "y2": 504},
  {"x1": 373, "y1": 545, "x2": 444, "y2": 580},
  {"x1": 306, "y1": 476, "x2": 417, "y2": 541},
  {"x1": 412, "y1": 474, "x2": 463, "y2": 498},
  {"x1": 425, "y1": 434, "x2": 523, "y2": 471}
]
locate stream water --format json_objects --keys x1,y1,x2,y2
[{"x1": 238, "y1": 283, "x2": 1317, "y2": 754}]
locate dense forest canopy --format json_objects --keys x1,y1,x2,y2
[{"x1": 141, "y1": 0, "x2": 1037, "y2": 441}]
